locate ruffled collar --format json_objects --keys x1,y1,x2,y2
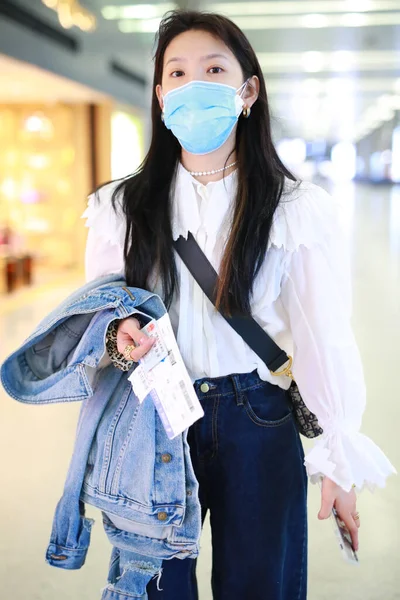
[{"x1": 171, "y1": 162, "x2": 238, "y2": 241}]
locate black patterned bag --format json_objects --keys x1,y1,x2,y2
[{"x1": 288, "y1": 382, "x2": 323, "y2": 438}]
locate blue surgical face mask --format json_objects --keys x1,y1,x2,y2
[{"x1": 162, "y1": 80, "x2": 248, "y2": 155}]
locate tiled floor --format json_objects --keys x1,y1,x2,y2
[{"x1": 0, "y1": 182, "x2": 399, "y2": 599}]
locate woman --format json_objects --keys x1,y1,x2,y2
[{"x1": 84, "y1": 10, "x2": 395, "y2": 599}]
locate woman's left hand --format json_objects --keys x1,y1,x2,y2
[{"x1": 318, "y1": 477, "x2": 360, "y2": 551}]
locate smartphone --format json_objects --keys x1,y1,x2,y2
[{"x1": 331, "y1": 506, "x2": 359, "y2": 565}]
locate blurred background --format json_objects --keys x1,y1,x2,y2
[{"x1": 0, "y1": 1, "x2": 399, "y2": 599}]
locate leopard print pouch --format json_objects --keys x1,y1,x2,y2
[{"x1": 105, "y1": 320, "x2": 134, "y2": 372}]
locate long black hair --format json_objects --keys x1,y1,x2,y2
[{"x1": 111, "y1": 10, "x2": 297, "y2": 314}]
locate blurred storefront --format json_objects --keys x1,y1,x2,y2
[
  {"x1": 111, "y1": 108, "x2": 145, "y2": 180},
  {"x1": 0, "y1": 103, "x2": 91, "y2": 286},
  {"x1": 0, "y1": 60, "x2": 146, "y2": 296}
]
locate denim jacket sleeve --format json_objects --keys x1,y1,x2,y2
[
  {"x1": 1, "y1": 309, "x2": 111, "y2": 405},
  {"x1": 0, "y1": 277, "x2": 166, "y2": 405}
]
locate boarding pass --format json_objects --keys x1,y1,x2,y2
[{"x1": 128, "y1": 315, "x2": 204, "y2": 439}]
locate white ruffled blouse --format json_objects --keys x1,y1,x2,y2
[{"x1": 83, "y1": 163, "x2": 396, "y2": 493}]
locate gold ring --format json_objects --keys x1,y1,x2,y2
[
  {"x1": 354, "y1": 512, "x2": 360, "y2": 521},
  {"x1": 123, "y1": 344, "x2": 136, "y2": 360}
]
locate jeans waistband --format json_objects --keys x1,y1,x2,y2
[{"x1": 194, "y1": 370, "x2": 279, "y2": 400}]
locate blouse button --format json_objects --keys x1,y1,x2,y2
[
  {"x1": 161, "y1": 453, "x2": 172, "y2": 463},
  {"x1": 157, "y1": 511, "x2": 168, "y2": 522}
]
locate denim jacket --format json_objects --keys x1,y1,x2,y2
[{"x1": 0, "y1": 275, "x2": 201, "y2": 594}]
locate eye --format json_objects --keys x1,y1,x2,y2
[
  {"x1": 171, "y1": 70, "x2": 184, "y2": 78},
  {"x1": 208, "y1": 66, "x2": 224, "y2": 74}
]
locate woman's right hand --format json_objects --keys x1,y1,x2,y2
[{"x1": 116, "y1": 317, "x2": 155, "y2": 362}]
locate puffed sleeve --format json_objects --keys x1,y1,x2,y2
[
  {"x1": 81, "y1": 182, "x2": 126, "y2": 282},
  {"x1": 277, "y1": 181, "x2": 396, "y2": 492}
]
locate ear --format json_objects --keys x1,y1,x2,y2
[
  {"x1": 155, "y1": 84, "x2": 164, "y2": 112},
  {"x1": 243, "y1": 75, "x2": 259, "y2": 109}
]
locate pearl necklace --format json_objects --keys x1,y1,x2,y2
[{"x1": 189, "y1": 161, "x2": 237, "y2": 177}]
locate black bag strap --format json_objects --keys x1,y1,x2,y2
[{"x1": 173, "y1": 233, "x2": 290, "y2": 374}]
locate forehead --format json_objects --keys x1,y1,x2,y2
[{"x1": 163, "y1": 29, "x2": 235, "y2": 63}]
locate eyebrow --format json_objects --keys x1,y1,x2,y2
[{"x1": 165, "y1": 53, "x2": 230, "y2": 66}]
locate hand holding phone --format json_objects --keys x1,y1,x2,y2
[{"x1": 318, "y1": 478, "x2": 360, "y2": 565}]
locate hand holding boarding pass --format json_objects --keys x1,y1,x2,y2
[{"x1": 128, "y1": 316, "x2": 204, "y2": 439}]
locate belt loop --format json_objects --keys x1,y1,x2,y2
[{"x1": 231, "y1": 375, "x2": 244, "y2": 406}]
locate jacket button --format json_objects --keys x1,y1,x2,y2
[
  {"x1": 200, "y1": 383, "x2": 210, "y2": 393},
  {"x1": 158, "y1": 511, "x2": 168, "y2": 521},
  {"x1": 161, "y1": 453, "x2": 172, "y2": 463}
]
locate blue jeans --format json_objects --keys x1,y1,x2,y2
[
  {"x1": 146, "y1": 371, "x2": 308, "y2": 600},
  {"x1": 105, "y1": 371, "x2": 308, "y2": 600}
]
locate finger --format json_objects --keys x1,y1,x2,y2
[
  {"x1": 339, "y1": 512, "x2": 359, "y2": 551},
  {"x1": 120, "y1": 317, "x2": 142, "y2": 340},
  {"x1": 118, "y1": 335, "x2": 155, "y2": 358},
  {"x1": 117, "y1": 321, "x2": 152, "y2": 355},
  {"x1": 318, "y1": 489, "x2": 335, "y2": 520},
  {"x1": 127, "y1": 337, "x2": 155, "y2": 362}
]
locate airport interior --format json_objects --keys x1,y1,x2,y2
[{"x1": 0, "y1": 1, "x2": 399, "y2": 599}]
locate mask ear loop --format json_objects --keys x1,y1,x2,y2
[
  {"x1": 238, "y1": 78, "x2": 253, "y2": 119},
  {"x1": 160, "y1": 90, "x2": 165, "y2": 123},
  {"x1": 237, "y1": 79, "x2": 250, "y2": 98}
]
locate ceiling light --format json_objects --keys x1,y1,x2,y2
[
  {"x1": 345, "y1": 0, "x2": 374, "y2": 11},
  {"x1": 233, "y1": 11, "x2": 400, "y2": 30},
  {"x1": 341, "y1": 12, "x2": 369, "y2": 26},
  {"x1": 58, "y1": 3, "x2": 74, "y2": 29},
  {"x1": 302, "y1": 52, "x2": 325, "y2": 73},
  {"x1": 102, "y1": 6, "x2": 119, "y2": 20},
  {"x1": 301, "y1": 79, "x2": 323, "y2": 94},
  {"x1": 25, "y1": 115, "x2": 46, "y2": 133},
  {"x1": 102, "y1": 4, "x2": 176, "y2": 20},
  {"x1": 211, "y1": 1, "x2": 399, "y2": 16},
  {"x1": 122, "y1": 5, "x2": 158, "y2": 19},
  {"x1": 41, "y1": 0, "x2": 96, "y2": 32},
  {"x1": 79, "y1": 15, "x2": 96, "y2": 32},
  {"x1": 301, "y1": 14, "x2": 329, "y2": 28},
  {"x1": 325, "y1": 78, "x2": 354, "y2": 94},
  {"x1": 118, "y1": 18, "x2": 161, "y2": 33},
  {"x1": 330, "y1": 51, "x2": 355, "y2": 71},
  {"x1": 121, "y1": 4, "x2": 174, "y2": 19}
]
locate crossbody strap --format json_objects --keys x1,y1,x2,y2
[{"x1": 173, "y1": 233, "x2": 291, "y2": 374}]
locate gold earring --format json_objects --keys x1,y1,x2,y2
[{"x1": 242, "y1": 106, "x2": 251, "y2": 119}]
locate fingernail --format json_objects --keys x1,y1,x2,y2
[{"x1": 139, "y1": 337, "x2": 146, "y2": 344}]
